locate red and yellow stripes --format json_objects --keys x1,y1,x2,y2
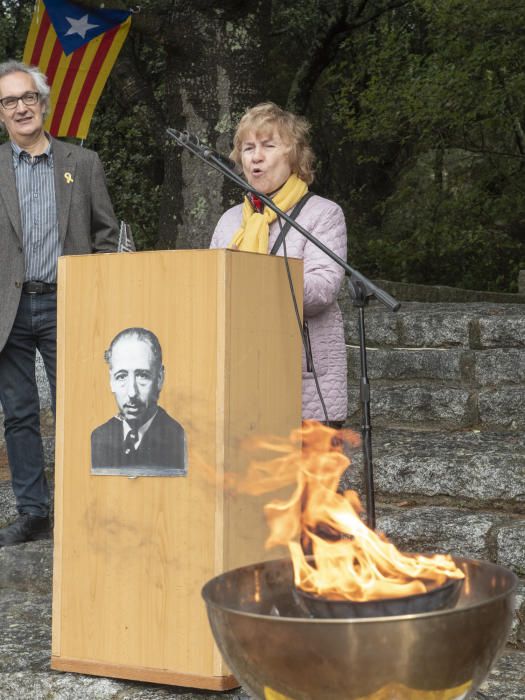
[{"x1": 23, "y1": 0, "x2": 130, "y2": 139}]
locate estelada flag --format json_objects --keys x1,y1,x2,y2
[{"x1": 23, "y1": 0, "x2": 131, "y2": 139}]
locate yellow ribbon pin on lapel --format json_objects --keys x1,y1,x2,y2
[{"x1": 64, "y1": 172, "x2": 74, "y2": 184}]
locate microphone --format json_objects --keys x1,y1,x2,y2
[{"x1": 167, "y1": 128, "x2": 241, "y2": 174}]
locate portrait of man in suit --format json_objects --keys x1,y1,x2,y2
[{"x1": 91, "y1": 327, "x2": 187, "y2": 476}]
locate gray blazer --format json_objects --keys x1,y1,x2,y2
[{"x1": 0, "y1": 136, "x2": 119, "y2": 352}]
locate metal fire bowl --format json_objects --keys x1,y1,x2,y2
[{"x1": 202, "y1": 557, "x2": 517, "y2": 700}]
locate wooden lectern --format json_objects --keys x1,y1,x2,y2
[{"x1": 51, "y1": 250, "x2": 303, "y2": 689}]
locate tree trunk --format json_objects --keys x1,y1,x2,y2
[{"x1": 157, "y1": 0, "x2": 270, "y2": 250}]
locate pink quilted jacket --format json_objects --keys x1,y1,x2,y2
[{"x1": 210, "y1": 194, "x2": 348, "y2": 421}]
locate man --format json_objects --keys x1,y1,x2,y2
[
  {"x1": 0, "y1": 60, "x2": 118, "y2": 546},
  {"x1": 91, "y1": 327, "x2": 187, "y2": 474}
]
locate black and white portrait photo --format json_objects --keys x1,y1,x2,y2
[{"x1": 91, "y1": 327, "x2": 187, "y2": 476}]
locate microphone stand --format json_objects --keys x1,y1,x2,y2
[{"x1": 167, "y1": 128, "x2": 400, "y2": 530}]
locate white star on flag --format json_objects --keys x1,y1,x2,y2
[{"x1": 64, "y1": 14, "x2": 98, "y2": 39}]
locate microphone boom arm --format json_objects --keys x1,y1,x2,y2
[
  {"x1": 166, "y1": 128, "x2": 399, "y2": 312},
  {"x1": 167, "y1": 126, "x2": 401, "y2": 529}
]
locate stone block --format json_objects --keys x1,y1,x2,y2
[
  {"x1": 344, "y1": 302, "x2": 525, "y2": 352},
  {"x1": 473, "y1": 349, "x2": 525, "y2": 385},
  {"x1": 479, "y1": 387, "x2": 525, "y2": 429},
  {"x1": 344, "y1": 302, "x2": 474, "y2": 349},
  {"x1": 343, "y1": 306, "x2": 400, "y2": 347},
  {"x1": 347, "y1": 346, "x2": 464, "y2": 382},
  {"x1": 496, "y1": 522, "x2": 525, "y2": 576},
  {"x1": 479, "y1": 313, "x2": 525, "y2": 349},
  {"x1": 373, "y1": 430, "x2": 525, "y2": 504},
  {"x1": 376, "y1": 505, "x2": 494, "y2": 560},
  {"x1": 399, "y1": 308, "x2": 470, "y2": 348},
  {"x1": 349, "y1": 385, "x2": 473, "y2": 428}
]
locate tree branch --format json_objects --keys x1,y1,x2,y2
[
  {"x1": 75, "y1": 0, "x2": 181, "y2": 47},
  {"x1": 286, "y1": 0, "x2": 412, "y2": 114}
]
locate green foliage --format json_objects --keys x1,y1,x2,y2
[
  {"x1": 86, "y1": 23, "x2": 167, "y2": 251},
  {"x1": 87, "y1": 97, "x2": 162, "y2": 251},
  {"x1": 326, "y1": 0, "x2": 525, "y2": 291},
  {"x1": 1, "y1": 0, "x2": 524, "y2": 289},
  {"x1": 0, "y1": 1, "x2": 31, "y2": 62}
]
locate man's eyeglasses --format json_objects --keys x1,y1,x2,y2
[{"x1": 0, "y1": 91, "x2": 40, "y2": 110}]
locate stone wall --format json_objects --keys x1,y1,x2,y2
[{"x1": 340, "y1": 294, "x2": 525, "y2": 649}]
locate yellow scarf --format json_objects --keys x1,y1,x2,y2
[{"x1": 229, "y1": 174, "x2": 308, "y2": 253}]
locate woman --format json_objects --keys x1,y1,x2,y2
[{"x1": 210, "y1": 102, "x2": 347, "y2": 425}]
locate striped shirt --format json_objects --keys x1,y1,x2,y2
[{"x1": 12, "y1": 139, "x2": 61, "y2": 283}]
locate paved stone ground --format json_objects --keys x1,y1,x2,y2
[{"x1": 0, "y1": 537, "x2": 523, "y2": 699}]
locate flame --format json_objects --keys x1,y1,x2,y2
[{"x1": 234, "y1": 421, "x2": 464, "y2": 601}]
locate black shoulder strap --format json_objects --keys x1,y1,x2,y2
[{"x1": 269, "y1": 191, "x2": 314, "y2": 256}]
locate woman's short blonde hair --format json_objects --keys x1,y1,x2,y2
[{"x1": 231, "y1": 102, "x2": 315, "y2": 185}]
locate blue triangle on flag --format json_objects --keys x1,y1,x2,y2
[{"x1": 43, "y1": 0, "x2": 131, "y2": 56}]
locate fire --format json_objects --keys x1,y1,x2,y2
[{"x1": 235, "y1": 421, "x2": 464, "y2": 602}]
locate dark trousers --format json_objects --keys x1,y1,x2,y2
[{"x1": 0, "y1": 292, "x2": 57, "y2": 517}]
